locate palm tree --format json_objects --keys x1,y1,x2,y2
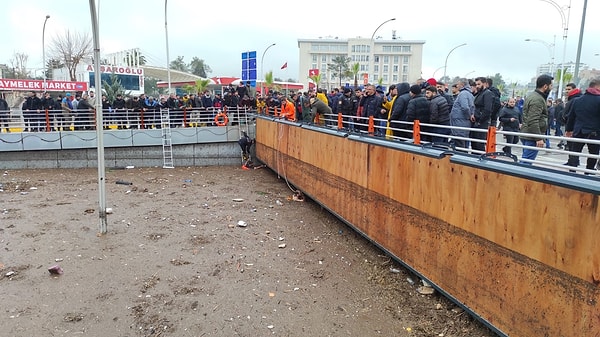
[
  {"x1": 351, "y1": 63, "x2": 360, "y2": 89},
  {"x1": 264, "y1": 71, "x2": 275, "y2": 95},
  {"x1": 309, "y1": 73, "x2": 322, "y2": 91}
]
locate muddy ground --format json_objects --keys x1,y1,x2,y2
[{"x1": 0, "y1": 166, "x2": 499, "y2": 337}]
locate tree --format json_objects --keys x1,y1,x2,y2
[
  {"x1": 102, "y1": 72, "x2": 129, "y2": 103},
  {"x1": 308, "y1": 73, "x2": 322, "y2": 91},
  {"x1": 264, "y1": 71, "x2": 275, "y2": 94},
  {"x1": 144, "y1": 77, "x2": 165, "y2": 97},
  {"x1": 351, "y1": 63, "x2": 360, "y2": 89},
  {"x1": 48, "y1": 30, "x2": 93, "y2": 81},
  {"x1": 181, "y1": 79, "x2": 212, "y2": 95},
  {"x1": 326, "y1": 56, "x2": 351, "y2": 88},
  {"x1": 188, "y1": 57, "x2": 211, "y2": 78},
  {"x1": 7, "y1": 52, "x2": 29, "y2": 79},
  {"x1": 170, "y1": 56, "x2": 188, "y2": 72}
]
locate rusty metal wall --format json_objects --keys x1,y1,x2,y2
[{"x1": 255, "y1": 117, "x2": 600, "y2": 337}]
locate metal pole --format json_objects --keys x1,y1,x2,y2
[
  {"x1": 42, "y1": 15, "x2": 50, "y2": 91},
  {"x1": 443, "y1": 43, "x2": 467, "y2": 81},
  {"x1": 524, "y1": 38, "x2": 554, "y2": 76},
  {"x1": 260, "y1": 43, "x2": 275, "y2": 96},
  {"x1": 573, "y1": 0, "x2": 587, "y2": 84},
  {"x1": 89, "y1": 0, "x2": 107, "y2": 234},
  {"x1": 540, "y1": 0, "x2": 571, "y2": 99},
  {"x1": 370, "y1": 18, "x2": 395, "y2": 85},
  {"x1": 165, "y1": 0, "x2": 171, "y2": 94}
]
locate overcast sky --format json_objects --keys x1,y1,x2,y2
[{"x1": 2, "y1": 0, "x2": 598, "y2": 85}]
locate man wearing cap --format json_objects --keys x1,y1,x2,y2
[{"x1": 59, "y1": 93, "x2": 73, "y2": 131}]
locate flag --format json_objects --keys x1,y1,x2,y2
[{"x1": 280, "y1": 62, "x2": 288, "y2": 70}]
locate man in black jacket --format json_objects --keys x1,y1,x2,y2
[
  {"x1": 564, "y1": 78, "x2": 600, "y2": 172},
  {"x1": 470, "y1": 77, "x2": 494, "y2": 152}
]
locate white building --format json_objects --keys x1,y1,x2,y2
[{"x1": 297, "y1": 36, "x2": 425, "y2": 91}]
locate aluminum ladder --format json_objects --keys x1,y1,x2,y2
[{"x1": 160, "y1": 108, "x2": 174, "y2": 168}]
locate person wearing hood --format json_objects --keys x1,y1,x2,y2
[
  {"x1": 564, "y1": 78, "x2": 600, "y2": 172},
  {"x1": 450, "y1": 78, "x2": 475, "y2": 150},
  {"x1": 338, "y1": 87, "x2": 358, "y2": 130},
  {"x1": 520, "y1": 74, "x2": 554, "y2": 164},
  {"x1": 389, "y1": 82, "x2": 411, "y2": 139}
]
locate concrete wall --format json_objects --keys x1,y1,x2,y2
[{"x1": 0, "y1": 125, "x2": 254, "y2": 169}]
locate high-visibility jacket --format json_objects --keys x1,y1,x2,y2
[{"x1": 280, "y1": 99, "x2": 296, "y2": 121}]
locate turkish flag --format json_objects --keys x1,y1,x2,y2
[
  {"x1": 281, "y1": 62, "x2": 287, "y2": 70},
  {"x1": 308, "y1": 69, "x2": 319, "y2": 76}
]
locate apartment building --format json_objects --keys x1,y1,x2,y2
[{"x1": 298, "y1": 36, "x2": 425, "y2": 91}]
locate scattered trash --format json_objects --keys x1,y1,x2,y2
[
  {"x1": 292, "y1": 191, "x2": 304, "y2": 202},
  {"x1": 417, "y1": 284, "x2": 435, "y2": 295},
  {"x1": 116, "y1": 180, "x2": 132, "y2": 185},
  {"x1": 55, "y1": 258, "x2": 64, "y2": 262},
  {"x1": 278, "y1": 243, "x2": 286, "y2": 248},
  {"x1": 20, "y1": 192, "x2": 29, "y2": 195},
  {"x1": 29, "y1": 187, "x2": 38, "y2": 190},
  {"x1": 390, "y1": 268, "x2": 401, "y2": 273},
  {"x1": 275, "y1": 200, "x2": 283, "y2": 206},
  {"x1": 237, "y1": 220, "x2": 247, "y2": 227},
  {"x1": 184, "y1": 179, "x2": 192, "y2": 183},
  {"x1": 125, "y1": 166, "x2": 135, "y2": 169},
  {"x1": 232, "y1": 198, "x2": 244, "y2": 202},
  {"x1": 105, "y1": 208, "x2": 113, "y2": 214},
  {"x1": 406, "y1": 277, "x2": 415, "y2": 285},
  {"x1": 5, "y1": 271, "x2": 16, "y2": 277},
  {"x1": 48, "y1": 265, "x2": 64, "y2": 275}
]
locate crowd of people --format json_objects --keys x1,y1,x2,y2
[
  {"x1": 2, "y1": 76, "x2": 598, "y2": 173},
  {"x1": 263, "y1": 74, "x2": 598, "y2": 174}
]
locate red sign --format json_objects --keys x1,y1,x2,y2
[
  {"x1": 363, "y1": 74, "x2": 369, "y2": 85},
  {"x1": 86, "y1": 64, "x2": 144, "y2": 75},
  {"x1": 308, "y1": 69, "x2": 319, "y2": 77},
  {"x1": 0, "y1": 79, "x2": 88, "y2": 92}
]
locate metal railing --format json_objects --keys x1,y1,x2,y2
[
  {"x1": 0, "y1": 106, "x2": 253, "y2": 132},
  {"x1": 254, "y1": 108, "x2": 600, "y2": 178}
]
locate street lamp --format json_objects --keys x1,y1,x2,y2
[
  {"x1": 260, "y1": 43, "x2": 276, "y2": 95},
  {"x1": 165, "y1": 0, "x2": 171, "y2": 94},
  {"x1": 464, "y1": 70, "x2": 476, "y2": 79},
  {"x1": 432, "y1": 66, "x2": 445, "y2": 79},
  {"x1": 443, "y1": 43, "x2": 467, "y2": 81},
  {"x1": 370, "y1": 18, "x2": 395, "y2": 84},
  {"x1": 525, "y1": 36, "x2": 556, "y2": 79},
  {"x1": 42, "y1": 14, "x2": 50, "y2": 91},
  {"x1": 539, "y1": 0, "x2": 571, "y2": 99}
]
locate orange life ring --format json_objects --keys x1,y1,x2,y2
[{"x1": 214, "y1": 112, "x2": 228, "y2": 126}]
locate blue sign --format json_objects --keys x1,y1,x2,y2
[{"x1": 241, "y1": 51, "x2": 257, "y2": 87}]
